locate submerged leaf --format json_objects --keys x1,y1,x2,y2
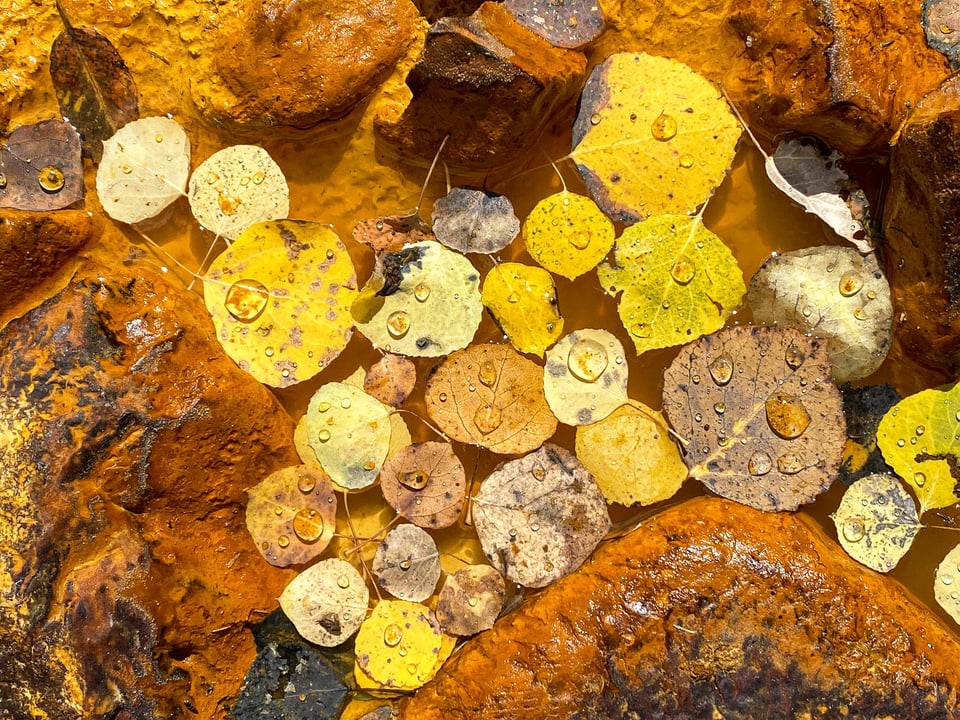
[
  {"x1": 839, "y1": 385, "x2": 900, "y2": 485},
  {"x1": 372, "y1": 524, "x2": 442, "y2": 602},
  {"x1": 353, "y1": 600, "x2": 447, "y2": 690},
  {"x1": 935, "y1": 544, "x2": 960, "y2": 624},
  {"x1": 504, "y1": 0, "x2": 605, "y2": 48},
  {"x1": 0, "y1": 120, "x2": 84, "y2": 211},
  {"x1": 435, "y1": 564, "x2": 505, "y2": 636},
  {"x1": 364, "y1": 354, "x2": 417, "y2": 407},
  {"x1": 522, "y1": 190, "x2": 615, "y2": 280},
  {"x1": 482, "y1": 262, "x2": 563, "y2": 357},
  {"x1": 279, "y1": 558, "x2": 369, "y2": 647},
  {"x1": 543, "y1": 328, "x2": 628, "y2": 425},
  {"x1": 353, "y1": 212, "x2": 433, "y2": 254},
  {"x1": 431, "y1": 187, "x2": 519, "y2": 254},
  {"x1": 379, "y1": 442, "x2": 466, "y2": 529}
]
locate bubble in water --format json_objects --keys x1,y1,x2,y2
[
  {"x1": 474, "y1": 403, "x2": 503, "y2": 434},
  {"x1": 651, "y1": 112, "x2": 678, "y2": 141},
  {"x1": 841, "y1": 516, "x2": 866, "y2": 543},
  {"x1": 670, "y1": 256, "x2": 696, "y2": 285},
  {"x1": 479, "y1": 360, "x2": 498, "y2": 387},
  {"x1": 387, "y1": 310, "x2": 411, "y2": 339},
  {"x1": 224, "y1": 279, "x2": 269, "y2": 321},
  {"x1": 567, "y1": 338, "x2": 608, "y2": 382},
  {"x1": 784, "y1": 344, "x2": 805, "y2": 369},
  {"x1": 765, "y1": 392, "x2": 811, "y2": 439},
  {"x1": 748, "y1": 451, "x2": 773, "y2": 476},
  {"x1": 293, "y1": 508, "x2": 324, "y2": 543},
  {"x1": 414, "y1": 282, "x2": 431, "y2": 302},
  {"x1": 708, "y1": 353, "x2": 734, "y2": 386},
  {"x1": 383, "y1": 623, "x2": 403, "y2": 647},
  {"x1": 401, "y1": 469, "x2": 429, "y2": 490},
  {"x1": 38, "y1": 165, "x2": 65, "y2": 193},
  {"x1": 838, "y1": 276, "x2": 863, "y2": 297}
]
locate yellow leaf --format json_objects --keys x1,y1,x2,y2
[
  {"x1": 934, "y1": 544, "x2": 960, "y2": 624},
  {"x1": 597, "y1": 214, "x2": 744, "y2": 354},
  {"x1": 481, "y1": 262, "x2": 563, "y2": 356},
  {"x1": 203, "y1": 219, "x2": 357, "y2": 388},
  {"x1": 877, "y1": 382, "x2": 960, "y2": 513},
  {"x1": 575, "y1": 403, "x2": 687, "y2": 506},
  {"x1": 522, "y1": 190, "x2": 615, "y2": 280},
  {"x1": 570, "y1": 52, "x2": 740, "y2": 223},
  {"x1": 543, "y1": 328, "x2": 628, "y2": 426}
]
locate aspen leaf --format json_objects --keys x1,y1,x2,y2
[
  {"x1": 0, "y1": 120, "x2": 84, "y2": 211},
  {"x1": 372, "y1": 524, "x2": 441, "y2": 602},
  {"x1": 424, "y1": 343, "x2": 558, "y2": 454},
  {"x1": 934, "y1": 544, "x2": 960, "y2": 624},
  {"x1": 342, "y1": 366, "x2": 413, "y2": 459},
  {"x1": 472, "y1": 444, "x2": 611, "y2": 588},
  {"x1": 353, "y1": 600, "x2": 447, "y2": 690},
  {"x1": 877, "y1": 382, "x2": 960, "y2": 513},
  {"x1": 662, "y1": 325, "x2": 846, "y2": 512},
  {"x1": 364, "y1": 354, "x2": 417, "y2": 407},
  {"x1": 575, "y1": 403, "x2": 687, "y2": 506},
  {"x1": 504, "y1": 0, "x2": 605, "y2": 48},
  {"x1": 352, "y1": 241, "x2": 482, "y2": 357},
  {"x1": 353, "y1": 212, "x2": 432, "y2": 254},
  {"x1": 379, "y1": 442, "x2": 466, "y2": 529},
  {"x1": 279, "y1": 558, "x2": 369, "y2": 647},
  {"x1": 431, "y1": 187, "x2": 519, "y2": 254},
  {"x1": 543, "y1": 328, "x2": 628, "y2": 425},
  {"x1": 522, "y1": 190, "x2": 615, "y2": 280},
  {"x1": 305, "y1": 382, "x2": 393, "y2": 491},
  {"x1": 570, "y1": 52, "x2": 740, "y2": 223},
  {"x1": 435, "y1": 564, "x2": 505, "y2": 636},
  {"x1": 481, "y1": 262, "x2": 563, "y2": 357},
  {"x1": 203, "y1": 219, "x2": 357, "y2": 388},
  {"x1": 188, "y1": 145, "x2": 289, "y2": 240},
  {"x1": 598, "y1": 214, "x2": 745, "y2": 354},
  {"x1": 839, "y1": 385, "x2": 901, "y2": 486},
  {"x1": 924, "y1": 0, "x2": 960, "y2": 68},
  {"x1": 749, "y1": 246, "x2": 892, "y2": 382},
  {"x1": 96, "y1": 116, "x2": 190, "y2": 224},
  {"x1": 830, "y1": 474, "x2": 919, "y2": 573},
  {"x1": 245, "y1": 465, "x2": 338, "y2": 567}
]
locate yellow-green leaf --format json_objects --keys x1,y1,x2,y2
[
  {"x1": 934, "y1": 544, "x2": 960, "y2": 624},
  {"x1": 543, "y1": 328, "x2": 628, "y2": 426},
  {"x1": 570, "y1": 52, "x2": 740, "y2": 223},
  {"x1": 521, "y1": 190, "x2": 615, "y2": 280},
  {"x1": 597, "y1": 214, "x2": 744, "y2": 354},
  {"x1": 481, "y1": 262, "x2": 563, "y2": 356}
]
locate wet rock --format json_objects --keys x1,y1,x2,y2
[
  {"x1": 375, "y1": 2, "x2": 587, "y2": 169},
  {"x1": 400, "y1": 497, "x2": 960, "y2": 719},
  {"x1": 414, "y1": 0, "x2": 485, "y2": 22},
  {"x1": 0, "y1": 266, "x2": 300, "y2": 719},
  {"x1": 213, "y1": 0, "x2": 421, "y2": 129}
]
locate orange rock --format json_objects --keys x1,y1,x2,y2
[{"x1": 400, "y1": 497, "x2": 960, "y2": 718}]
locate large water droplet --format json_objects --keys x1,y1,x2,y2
[
  {"x1": 38, "y1": 165, "x2": 65, "y2": 193},
  {"x1": 568, "y1": 338, "x2": 608, "y2": 382},
  {"x1": 679, "y1": 154, "x2": 695, "y2": 169},
  {"x1": 630, "y1": 322, "x2": 652, "y2": 338},
  {"x1": 776, "y1": 452, "x2": 805, "y2": 474},
  {"x1": 387, "y1": 310, "x2": 410, "y2": 339},
  {"x1": 293, "y1": 508, "x2": 324, "y2": 543},
  {"x1": 748, "y1": 451, "x2": 772, "y2": 476},
  {"x1": 277, "y1": 534, "x2": 290, "y2": 548},
  {"x1": 414, "y1": 282, "x2": 431, "y2": 302},
  {"x1": 568, "y1": 233, "x2": 590, "y2": 250},
  {"x1": 401, "y1": 469, "x2": 429, "y2": 491},
  {"x1": 399, "y1": 559, "x2": 413, "y2": 571},
  {"x1": 479, "y1": 360, "x2": 498, "y2": 387},
  {"x1": 317, "y1": 429, "x2": 331, "y2": 443},
  {"x1": 224, "y1": 278, "x2": 269, "y2": 322},
  {"x1": 708, "y1": 353, "x2": 734, "y2": 386},
  {"x1": 651, "y1": 112, "x2": 678, "y2": 141},
  {"x1": 765, "y1": 392, "x2": 811, "y2": 438},
  {"x1": 838, "y1": 276, "x2": 862, "y2": 297},
  {"x1": 337, "y1": 575, "x2": 350, "y2": 589},
  {"x1": 913, "y1": 471, "x2": 927, "y2": 487},
  {"x1": 218, "y1": 191, "x2": 242, "y2": 215},
  {"x1": 670, "y1": 256, "x2": 696, "y2": 285},
  {"x1": 298, "y1": 473, "x2": 316, "y2": 494},
  {"x1": 784, "y1": 344, "x2": 805, "y2": 370},
  {"x1": 383, "y1": 623, "x2": 403, "y2": 647},
  {"x1": 474, "y1": 403, "x2": 503, "y2": 434},
  {"x1": 841, "y1": 516, "x2": 866, "y2": 543}
]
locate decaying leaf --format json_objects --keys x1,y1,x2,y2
[
  {"x1": 353, "y1": 212, "x2": 433, "y2": 254},
  {"x1": 203, "y1": 219, "x2": 357, "y2": 388},
  {"x1": 245, "y1": 465, "x2": 338, "y2": 567},
  {"x1": 749, "y1": 246, "x2": 892, "y2": 383},
  {"x1": 279, "y1": 558, "x2": 369, "y2": 647},
  {"x1": 543, "y1": 328, "x2": 628, "y2": 425},
  {"x1": 877, "y1": 381, "x2": 960, "y2": 514},
  {"x1": 364, "y1": 354, "x2": 417, "y2": 407},
  {"x1": 598, "y1": 214, "x2": 745, "y2": 354},
  {"x1": 522, "y1": 190, "x2": 615, "y2": 280},
  {"x1": 380, "y1": 442, "x2": 466, "y2": 529},
  {"x1": 830, "y1": 473, "x2": 919, "y2": 573},
  {"x1": 935, "y1": 544, "x2": 960, "y2": 624},
  {"x1": 924, "y1": 0, "x2": 960, "y2": 68},
  {"x1": 575, "y1": 403, "x2": 688, "y2": 506},
  {"x1": 504, "y1": 0, "x2": 605, "y2": 48},
  {"x1": 0, "y1": 120, "x2": 84, "y2": 211},
  {"x1": 372, "y1": 524, "x2": 442, "y2": 602},
  {"x1": 481, "y1": 262, "x2": 564, "y2": 357},
  {"x1": 435, "y1": 564, "x2": 505, "y2": 636},
  {"x1": 352, "y1": 241, "x2": 483, "y2": 357},
  {"x1": 96, "y1": 116, "x2": 190, "y2": 224},
  {"x1": 49, "y1": 3, "x2": 138, "y2": 160},
  {"x1": 304, "y1": 382, "x2": 393, "y2": 491},
  {"x1": 431, "y1": 187, "x2": 520, "y2": 254},
  {"x1": 424, "y1": 343, "x2": 558, "y2": 454},
  {"x1": 839, "y1": 384, "x2": 900, "y2": 485},
  {"x1": 188, "y1": 145, "x2": 289, "y2": 240},
  {"x1": 570, "y1": 52, "x2": 740, "y2": 223},
  {"x1": 472, "y1": 444, "x2": 611, "y2": 588},
  {"x1": 662, "y1": 325, "x2": 846, "y2": 512}
]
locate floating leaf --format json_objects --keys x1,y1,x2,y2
[
  {"x1": 543, "y1": 328, "x2": 628, "y2": 425},
  {"x1": 279, "y1": 558, "x2": 369, "y2": 647},
  {"x1": 353, "y1": 212, "x2": 433, "y2": 254},
  {"x1": 924, "y1": 0, "x2": 960, "y2": 68},
  {"x1": 839, "y1": 385, "x2": 900, "y2": 485},
  {"x1": 504, "y1": 0, "x2": 605, "y2": 48},
  {"x1": 0, "y1": 120, "x2": 83, "y2": 211},
  {"x1": 424, "y1": 343, "x2": 558, "y2": 454},
  {"x1": 935, "y1": 544, "x2": 960, "y2": 623},
  {"x1": 379, "y1": 442, "x2": 466, "y2": 529},
  {"x1": 188, "y1": 145, "x2": 289, "y2": 240},
  {"x1": 245, "y1": 465, "x2": 338, "y2": 567},
  {"x1": 748, "y1": 246, "x2": 892, "y2": 383},
  {"x1": 435, "y1": 564, "x2": 505, "y2": 636},
  {"x1": 352, "y1": 241, "x2": 482, "y2": 357},
  {"x1": 598, "y1": 214, "x2": 745, "y2": 354},
  {"x1": 472, "y1": 444, "x2": 611, "y2": 588},
  {"x1": 830, "y1": 473, "x2": 920, "y2": 573},
  {"x1": 877, "y1": 382, "x2": 960, "y2": 513},
  {"x1": 364, "y1": 354, "x2": 417, "y2": 407},
  {"x1": 575, "y1": 403, "x2": 687, "y2": 506},
  {"x1": 203, "y1": 219, "x2": 357, "y2": 388},
  {"x1": 353, "y1": 600, "x2": 447, "y2": 691},
  {"x1": 662, "y1": 325, "x2": 846, "y2": 512},
  {"x1": 522, "y1": 190, "x2": 615, "y2": 280},
  {"x1": 481, "y1": 262, "x2": 563, "y2": 356},
  {"x1": 431, "y1": 187, "x2": 519, "y2": 254},
  {"x1": 305, "y1": 382, "x2": 393, "y2": 491},
  {"x1": 570, "y1": 52, "x2": 740, "y2": 223},
  {"x1": 49, "y1": 3, "x2": 138, "y2": 160},
  {"x1": 96, "y1": 116, "x2": 190, "y2": 224},
  {"x1": 372, "y1": 524, "x2": 442, "y2": 602}
]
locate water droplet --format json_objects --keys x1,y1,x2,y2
[
  {"x1": 277, "y1": 534, "x2": 290, "y2": 548},
  {"x1": 479, "y1": 360, "x2": 498, "y2": 387},
  {"x1": 713, "y1": 402, "x2": 725, "y2": 415},
  {"x1": 801, "y1": 305, "x2": 813, "y2": 318},
  {"x1": 387, "y1": 310, "x2": 410, "y2": 339},
  {"x1": 239, "y1": 175, "x2": 251, "y2": 187},
  {"x1": 943, "y1": 574, "x2": 954, "y2": 586},
  {"x1": 784, "y1": 344, "x2": 805, "y2": 369},
  {"x1": 467, "y1": 597, "x2": 478, "y2": 607},
  {"x1": 651, "y1": 112, "x2": 678, "y2": 141},
  {"x1": 841, "y1": 517, "x2": 866, "y2": 543},
  {"x1": 414, "y1": 282, "x2": 431, "y2": 302},
  {"x1": 692, "y1": 374, "x2": 701, "y2": 384},
  {"x1": 401, "y1": 470, "x2": 429, "y2": 491},
  {"x1": 474, "y1": 403, "x2": 503, "y2": 434},
  {"x1": 914, "y1": 471, "x2": 927, "y2": 487},
  {"x1": 0, "y1": 173, "x2": 6, "y2": 189},
  {"x1": 468, "y1": 383, "x2": 476, "y2": 392},
  {"x1": 38, "y1": 165, "x2": 65, "y2": 193},
  {"x1": 438, "y1": 392, "x2": 447, "y2": 402},
  {"x1": 765, "y1": 392, "x2": 811, "y2": 439},
  {"x1": 224, "y1": 279, "x2": 269, "y2": 322},
  {"x1": 317, "y1": 402, "x2": 332, "y2": 413},
  {"x1": 590, "y1": 113, "x2": 602, "y2": 125},
  {"x1": 567, "y1": 338, "x2": 608, "y2": 382},
  {"x1": 679, "y1": 154, "x2": 695, "y2": 169},
  {"x1": 508, "y1": 528, "x2": 517, "y2": 540},
  {"x1": 218, "y1": 191, "x2": 242, "y2": 215},
  {"x1": 337, "y1": 575, "x2": 351, "y2": 589},
  {"x1": 568, "y1": 232, "x2": 590, "y2": 250},
  {"x1": 853, "y1": 306, "x2": 868, "y2": 321},
  {"x1": 317, "y1": 429, "x2": 331, "y2": 443},
  {"x1": 293, "y1": 508, "x2": 324, "y2": 543},
  {"x1": 777, "y1": 452, "x2": 805, "y2": 475},
  {"x1": 205, "y1": 171, "x2": 219, "y2": 185},
  {"x1": 531, "y1": 463, "x2": 546, "y2": 481},
  {"x1": 838, "y1": 276, "x2": 862, "y2": 297},
  {"x1": 273, "y1": 506, "x2": 283, "y2": 516},
  {"x1": 748, "y1": 451, "x2": 773, "y2": 475},
  {"x1": 708, "y1": 353, "x2": 734, "y2": 386},
  {"x1": 916, "y1": 424, "x2": 926, "y2": 436},
  {"x1": 297, "y1": 473, "x2": 316, "y2": 493},
  {"x1": 629, "y1": 321, "x2": 653, "y2": 338},
  {"x1": 897, "y1": 438, "x2": 906, "y2": 447},
  {"x1": 397, "y1": 645, "x2": 408, "y2": 657},
  {"x1": 120, "y1": 164, "x2": 133, "y2": 174},
  {"x1": 694, "y1": 412, "x2": 703, "y2": 423},
  {"x1": 264, "y1": 346, "x2": 275, "y2": 357},
  {"x1": 670, "y1": 256, "x2": 696, "y2": 284},
  {"x1": 399, "y1": 559, "x2": 413, "y2": 571},
  {"x1": 507, "y1": 292, "x2": 520, "y2": 303},
  {"x1": 363, "y1": 460, "x2": 376, "y2": 471},
  {"x1": 383, "y1": 623, "x2": 403, "y2": 647},
  {"x1": 252, "y1": 171, "x2": 266, "y2": 184}
]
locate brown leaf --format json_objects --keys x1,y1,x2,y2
[
  {"x1": 435, "y1": 564, "x2": 505, "y2": 636},
  {"x1": 49, "y1": 3, "x2": 138, "y2": 160},
  {"x1": 0, "y1": 120, "x2": 84, "y2": 211},
  {"x1": 352, "y1": 212, "x2": 433, "y2": 254},
  {"x1": 372, "y1": 524, "x2": 441, "y2": 602},
  {"x1": 504, "y1": 0, "x2": 605, "y2": 49},
  {"x1": 365, "y1": 353, "x2": 417, "y2": 407},
  {"x1": 380, "y1": 441, "x2": 466, "y2": 528},
  {"x1": 425, "y1": 343, "x2": 558, "y2": 454},
  {"x1": 662, "y1": 325, "x2": 846, "y2": 512}
]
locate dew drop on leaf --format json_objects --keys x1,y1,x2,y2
[
  {"x1": 224, "y1": 279, "x2": 269, "y2": 322},
  {"x1": 414, "y1": 282, "x2": 431, "y2": 302},
  {"x1": 292, "y1": 508, "x2": 325, "y2": 543},
  {"x1": 473, "y1": 403, "x2": 503, "y2": 434},
  {"x1": 567, "y1": 338, "x2": 608, "y2": 382},
  {"x1": 670, "y1": 256, "x2": 696, "y2": 285},
  {"x1": 387, "y1": 310, "x2": 411, "y2": 339},
  {"x1": 383, "y1": 624, "x2": 403, "y2": 647},
  {"x1": 838, "y1": 275, "x2": 862, "y2": 297},
  {"x1": 708, "y1": 353, "x2": 734, "y2": 385},
  {"x1": 478, "y1": 360, "x2": 498, "y2": 387},
  {"x1": 841, "y1": 516, "x2": 866, "y2": 543},
  {"x1": 784, "y1": 344, "x2": 805, "y2": 369},
  {"x1": 748, "y1": 451, "x2": 772, "y2": 476},
  {"x1": 651, "y1": 112, "x2": 678, "y2": 141},
  {"x1": 765, "y1": 392, "x2": 811, "y2": 439},
  {"x1": 777, "y1": 452, "x2": 805, "y2": 475},
  {"x1": 38, "y1": 165, "x2": 65, "y2": 193}
]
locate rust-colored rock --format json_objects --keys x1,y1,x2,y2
[
  {"x1": 214, "y1": 0, "x2": 421, "y2": 129},
  {"x1": 0, "y1": 266, "x2": 300, "y2": 719},
  {"x1": 375, "y1": 2, "x2": 587, "y2": 168},
  {"x1": 400, "y1": 497, "x2": 960, "y2": 718}
]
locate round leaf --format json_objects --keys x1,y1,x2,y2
[
  {"x1": 504, "y1": 0, "x2": 605, "y2": 48},
  {"x1": 481, "y1": 262, "x2": 564, "y2": 357},
  {"x1": 431, "y1": 187, "x2": 519, "y2": 254},
  {"x1": 379, "y1": 442, "x2": 467, "y2": 529},
  {"x1": 372, "y1": 524, "x2": 441, "y2": 602},
  {"x1": 935, "y1": 544, "x2": 960, "y2": 624},
  {"x1": 279, "y1": 558, "x2": 369, "y2": 647},
  {"x1": 435, "y1": 564, "x2": 505, "y2": 636},
  {"x1": 522, "y1": 190, "x2": 615, "y2": 280},
  {"x1": 353, "y1": 600, "x2": 446, "y2": 690},
  {"x1": 543, "y1": 328, "x2": 629, "y2": 426},
  {"x1": 364, "y1": 354, "x2": 417, "y2": 407}
]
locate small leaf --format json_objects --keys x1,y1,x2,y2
[
  {"x1": 279, "y1": 558, "x2": 369, "y2": 647},
  {"x1": 379, "y1": 442, "x2": 466, "y2": 529},
  {"x1": 364, "y1": 354, "x2": 417, "y2": 407},
  {"x1": 543, "y1": 328, "x2": 628, "y2": 426},
  {"x1": 372, "y1": 524, "x2": 442, "y2": 602},
  {"x1": 924, "y1": 0, "x2": 960, "y2": 68},
  {"x1": 435, "y1": 564, "x2": 505, "y2": 636},
  {"x1": 934, "y1": 543, "x2": 960, "y2": 624},
  {"x1": 662, "y1": 325, "x2": 846, "y2": 512},
  {"x1": 830, "y1": 473, "x2": 919, "y2": 573},
  {"x1": 431, "y1": 187, "x2": 519, "y2": 254},
  {"x1": 96, "y1": 116, "x2": 190, "y2": 224},
  {"x1": 424, "y1": 343, "x2": 558, "y2": 454},
  {"x1": 481, "y1": 262, "x2": 563, "y2": 357},
  {"x1": 353, "y1": 212, "x2": 433, "y2": 254},
  {"x1": 472, "y1": 444, "x2": 611, "y2": 588},
  {"x1": 0, "y1": 120, "x2": 84, "y2": 211},
  {"x1": 353, "y1": 600, "x2": 447, "y2": 690},
  {"x1": 598, "y1": 214, "x2": 745, "y2": 354},
  {"x1": 522, "y1": 190, "x2": 615, "y2": 280},
  {"x1": 839, "y1": 384, "x2": 900, "y2": 485},
  {"x1": 504, "y1": 0, "x2": 605, "y2": 48}
]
